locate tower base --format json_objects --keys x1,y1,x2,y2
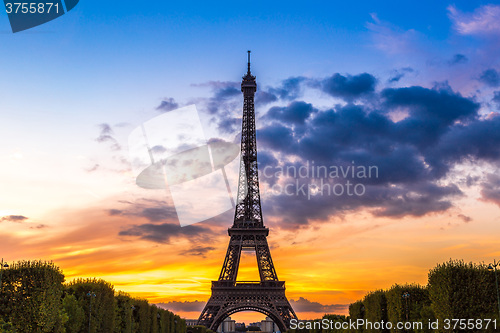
[{"x1": 197, "y1": 281, "x2": 297, "y2": 332}]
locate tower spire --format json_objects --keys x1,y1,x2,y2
[{"x1": 247, "y1": 50, "x2": 251, "y2": 74}]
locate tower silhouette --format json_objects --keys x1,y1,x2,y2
[{"x1": 197, "y1": 52, "x2": 297, "y2": 332}]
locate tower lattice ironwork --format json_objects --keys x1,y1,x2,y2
[{"x1": 197, "y1": 52, "x2": 297, "y2": 332}]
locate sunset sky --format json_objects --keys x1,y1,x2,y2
[{"x1": 2, "y1": 0, "x2": 500, "y2": 324}]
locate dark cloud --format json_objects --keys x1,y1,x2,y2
[
  {"x1": 194, "y1": 81, "x2": 241, "y2": 115},
  {"x1": 457, "y1": 214, "x2": 472, "y2": 223},
  {"x1": 388, "y1": 67, "x2": 414, "y2": 83},
  {"x1": 1, "y1": 215, "x2": 28, "y2": 223},
  {"x1": 479, "y1": 69, "x2": 500, "y2": 87},
  {"x1": 258, "y1": 123, "x2": 297, "y2": 154},
  {"x1": 255, "y1": 91, "x2": 278, "y2": 106},
  {"x1": 269, "y1": 77, "x2": 306, "y2": 100},
  {"x1": 157, "y1": 301, "x2": 206, "y2": 312},
  {"x1": 382, "y1": 86, "x2": 479, "y2": 148},
  {"x1": 448, "y1": 54, "x2": 468, "y2": 65},
  {"x1": 289, "y1": 297, "x2": 348, "y2": 313},
  {"x1": 30, "y1": 224, "x2": 48, "y2": 229},
  {"x1": 96, "y1": 123, "x2": 121, "y2": 151},
  {"x1": 169, "y1": 71, "x2": 499, "y2": 229},
  {"x1": 109, "y1": 204, "x2": 177, "y2": 223},
  {"x1": 425, "y1": 115, "x2": 500, "y2": 177},
  {"x1": 493, "y1": 91, "x2": 500, "y2": 106},
  {"x1": 157, "y1": 98, "x2": 179, "y2": 112},
  {"x1": 371, "y1": 182, "x2": 462, "y2": 217},
  {"x1": 322, "y1": 73, "x2": 377, "y2": 100},
  {"x1": 265, "y1": 101, "x2": 317, "y2": 125},
  {"x1": 218, "y1": 117, "x2": 241, "y2": 134},
  {"x1": 251, "y1": 82, "x2": 488, "y2": 227},
  {"x1": 214, "y1": 86, "x2": 240, "y2": 99},
  {"x1": 180, "y1": 246, "x2": 216, "y2": 257},
  {"x1": 119, "y1": 223, "x2": 212, "y2": 244},
  {"x1": 480, "y1": 173, "x2": 500, "y2": 207},
  {"x1": 108, "y1": 209, "x2": 123, "y2": 216}
]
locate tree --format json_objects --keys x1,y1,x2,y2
[
  {"x1": 114, "y1": 291, "x2": 133, "y2": 333},
  {"x1": 363, "y1": 290, "x2": 388, "y2": 333},
  {"x1": 62, "y1": 293, "x2": 85, "y2": 332},
  {"x1": 385, "y1": 284, "x2": 431, "y2": 333},
  {"x1": 66, "y1": 278, "x2": 116, "y2": 333},
  {"x1": 428, "y1": 259, "x2": 497, "y2": 332},
  {"x1": 0, "y1": 260, "x2": 66, "y2": 332}
]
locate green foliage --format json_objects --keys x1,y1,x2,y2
[
  {"x1": 158, "y1": 308, "x2": 171, "y2": 333},
  {"x1": 188, "y1": 325, "x2": 207, "y2": 333},
  {"x1": 114, "y1": 291, "x2": 133, "y2": 333},
  {"x1": 363, "y1": 290, "x2": 388, "y2": 333},
  {"x1": 428, "y1": 259, "x2": 498, "y2": 332},
  {"x1": 66, "y1": 278, "x2": 116, "y2": 333},
  {"x1": 0, "y1": 260, "x2": 65, "y2": 332},
  {"x1": 385, "y1": 284, "x2": 431, "y2": 333},
  {"x1": 0, "y1": 260, "x2": 186, "y2": 333},
  {"x1": 349, "y1": 301, "x2": 364, "y2": 322},
  {"x1": 322, "y1": 314, "x2": 349, "y2": 333},
  {"x1": 132, "y1": 298, "x2": 151, "y2": 333},
  {"x1": 62, "y1": 293, "x2": 85, "y2": 332},
  {"x1": 151, "y1": 304, "x2": 159, "y2": 333}
]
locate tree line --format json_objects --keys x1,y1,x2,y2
[
  {"x1": 287, "y1": 259, "x2": 500, "y2": 333},
  {"x1": 0, "y1": 260, "x2": 186, "y2": 333}
]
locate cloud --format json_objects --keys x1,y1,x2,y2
[
  {"x1": 479, "y1": 69, "x2": 500, "y2": 88},
  {"x1": 157, "y1": 301, "x2": 206, "y2": 312},
  {"x1": 119, "y1": 222, "x2": 213, "y2": 244},
  {"x1": 366, "y1": 14, "x2": 422, "y2": 55},
  {"x1": 255, "y1": 91, "x2": 278, "y2": 106},
  {"x1": 382, "y1": 86, "x2": 479, "y2": 148},
  {"x1": 249, "y1": 81, "x2": 491, "y2": 227},
  {"x1": 448, "y1": 5, "x2": 500, "y2": 36},
  {"x1": 268, "y1": 77, "x2": 306, "y2": 100},
  {"x1": 30, "y1": 224, "x2": 48, "y2": 229},
  {"x1": 322, "y1": 73, "x2": 377, "y2": 100},
  {"x1": 448, "y1": 54, "x2": 468, "y2": 65},
  {"x1": 167, "y1": 69, "x2": 497, "y2": 229},
  {"x1": 265, "y1": 101, "x2": 317, "y2": 125},
  {"x1": 493, "y1": 91, "x2": 500, "y2": 107},
  {"x1": 180, "y1": 246, "x2": 216, "y2": 257},
  {"x1": 217, "y1": 117, "x2": 241, "y2": 134},
  {"x1": 388, "y1": 67, "x2": 414, "y2": 83},
  {"x1": 157, "y1": 98, "x2": 179, "y2": 112},
  {"x1": 108, "y1": 201, "x2": 178, "y2": 223},
  {"x1": 1, "y1": 215, "x2": 28, "y2": 223},
  {"x1": 289, "y1": 297, "x2": 348, "y2": 313},
  {"x1": 457, "y1": 214, "x2": 472, "y2": 223},
  {"x1": 96, "y1": 123, "x2": 121, "y2": 151},
  {"x1": 480, "y1": 173, "x2": 500, "y2": 207}
]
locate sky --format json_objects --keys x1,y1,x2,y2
[{"x1": 2, "y1": 0, "x2": 500, "y2": 324}]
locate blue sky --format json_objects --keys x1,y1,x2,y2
[{"x1": 1, "y1": 0, "x2": 495, "y2": 146}]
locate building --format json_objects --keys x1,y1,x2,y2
[{"x1": 216, "y1": 316, "x2": 236, "y2": 333}]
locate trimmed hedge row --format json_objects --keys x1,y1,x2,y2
[
  {"x1": 287, "y1": 259, "x2": 500, "y2": 333},
  {"x1": 0, "y1": 260, "x2": 186, "y2": 333}
]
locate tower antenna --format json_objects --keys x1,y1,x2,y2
[{"x1": 247, "y1": 50, "x2": 251, "y2": 74}]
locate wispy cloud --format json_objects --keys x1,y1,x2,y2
[{"x1": 448, "y1": 5, "x2": 500, "y2": 36}]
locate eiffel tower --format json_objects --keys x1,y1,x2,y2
[{"x1": 197, "y1": 52, "x2": 297, "y2": 332}]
